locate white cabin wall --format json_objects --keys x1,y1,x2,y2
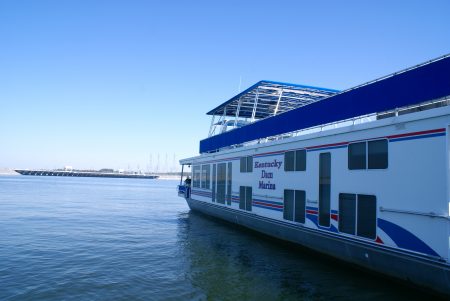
[{"x1": 186, "y1": 107, "x2": 450, "y2": 260}]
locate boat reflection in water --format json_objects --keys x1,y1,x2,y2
[{"x1": 177, "y1": 211, "x2": 433, "y2": 300}]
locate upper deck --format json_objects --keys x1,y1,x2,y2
[
  {"x1": 206, "y1": 80, "x2": 339, "y2": 137},
  {"x1": 200, "y1": 54, "x2": 450, "y2": 154}
]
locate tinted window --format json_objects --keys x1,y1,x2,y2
[
  {"x1": 294, "y1": 190, "x2": 306, "y2": 223},
  {"x1": 319, "y1": 153, "x2": 331, "y2": 227},
  {"x1": 226, "y1": 162, "x2": 232, "y2": 205},
  {"x1": 239, "y1": 186, "x2": 252, "y2": 211},
  {"x1": 240, "y1": 157, "x2": 246, "y2": 172},
  {"x1": 216, "y1": 163, "x2": 226, "y2": 204},
  {"x1": 357, "y1": 194, "x2": 377, "y2": 239},
  {"x1": 348, "y1": 142, "x2": 366, "y2": 170},
  {"x1": 284, "y1": 151, "x2": 295, "y2": 171},
  {"x1": 368, "y1": 140, "x2": 388, "y2": 169},
  {"x1": 284, "y1": 150, "x2": 306, "y2": 171},
  {"x1": 246, "y1": 156, "x2": 253, "y2": 173},
  {"x1": 339, "y1": 193, "x2": 356, "y2": 235},
  {"x1": 283, "y1": 189, "x2": 294, "y2": 221},
  {"x1": 245, "y1": 186, "x2": 252, "y2": 211},
  {"x1": 239, "y1": 186, "x2": 246, "y2": 210},
  {"x1": 295, "y1": 150, "x2": 306, "y2": 171},
  {"x1": 240, "y1": 156, "x2": 253, "y2": 173}
]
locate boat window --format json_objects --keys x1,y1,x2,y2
[
  {"x1": 368, "y1": 139, "x2": 388, "y2": 169},
  {"x1": 245, "y1": 187, "x2": 252, "y2": 211},
  {"x1": 216, "y1": 163, "x2": 226, "y2": 204},
  {"x1": 240, "y1": 157, "x2": 246, "y2": 172},
  {"x1": 349, "y1": 140, "x2": 388, "y2": 170},
  {"x1": 294, "y1": 190, "x2": 306, "y2": 223},
  {"x1": 201, "y1": 165, "x2": 211, "y2": 189},
  {"x1": 283, "y1": 190, "x2": 294, "y2": 221},
  {"x1": 246, "y1": 156, "x2": 253, "y2": 173},
  {"x1": 284, "y1": 189, "x2": 306, "y2": 223},
  {"x1": 240, "y1": 156, "x2": 253, "y2": 173},
  {"x1": 193, "y1": 165, "x2": 201, "y2": 188},
  {"x1": 339, "y1": 193, "x2": 376, "y2": 239},
  {"x1": 239, "y1": 186, "x2": 246, "y2": 210},
  {"x1": 357, "y1": 194, "x2": 377, "y2": 239},
  {"x1": 338, "y1": 193, "x2": 356, "y2": 235},
  {"x1": 226, "y1": 162, "x2": 232, "y2": 205},
  {"x1": 348, "y1": 142, "x2": 366, "y2": 170},
  {"x1": 295, "y1": 150, "x2": 307, "y2": 171},
  {"x1": 284, "y1": 151, "x2": 295, "y2": 171},
  {"x1": 319, "y1": 152, "x2": 331, "y2": 227},
  {"x1": 239, "y1": 186, "x2": 252, "y2": 211},
  {"x1": 284, "y1": 150, "x2": 306, "y2": 172}
]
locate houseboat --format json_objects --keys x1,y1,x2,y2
[{"x1": 177, "y1": 55, "x2": 450, "y2": 296}]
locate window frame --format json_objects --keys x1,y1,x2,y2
[
  {"x1": 348, "y1": 139, "x2": 388, "y2": 170},
  {"x1": 283, "y1": 189, "x2": 306, "y2": 224},
  {"x1": 338, "y1": 193, "x2": 377, "y2": 240},
  {"x1": 240, "y1": 156, "x2": 253, "y2": 173},
  {"x1": 192, "y1": 165, "x2": 201, "y2": 188},
  {"x1": 284, "y1": 149, "x2": 306, "y2": 172},
  {"x1": 201, "y1": 164, "x2": 211, "y2": 189},
  {"x1": 239, "y1": 185, "x2": 252, "y2": 211}
]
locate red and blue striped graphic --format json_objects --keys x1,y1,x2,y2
[
  {"x1": 252, "y1": 198, "x2": 283, "y2": 212},
  {"x1": 192, "y1": 128, "x2": 445, "y2": 163}
]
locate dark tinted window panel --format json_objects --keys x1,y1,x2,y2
[
  {"x1": 246, "y1": 156, "x2": 253, "y2": 173},
  {"x1": 339, "y1": 193, "x2": 356, "y2": 235},
  {"x1": 239, "y1": 186, "x2": 246, "y2": 210},
  {"x1": 357, "y1": 194, "x2": 377, "y2": 239},
  {"x1": 368, "y1": 139, "x2": 388, "y2": 169},
  {"x1": 284, "y1": 151, "x2": 295, "y2": 171},
  {"x1": 319, "y1": 153, "x2": 331, "y2": 227},
  {"x1": 216, "y1": 163, "x2": 226, "y2": 204},
  {"x1": 245, "y1": 186, "x2": 252, "y2": 211},
  {"x1": 294, "y1": 190, "x2": 306, "y2": 223},
  {"x1": 348, "y1": 142, "x2": 366, "y2": 170},
  {"x1": 283, "y1": 190, "x2": 294, "y2": 221},
  {"x1": 295, "y1": 150, "x2": 306, "y2": 171},
  {"x1": 240, "y1": 157, "x2": 246, "y2": 172},
  {"x1": 226, "y1": 162, "x2": 232, "y2": 205}
]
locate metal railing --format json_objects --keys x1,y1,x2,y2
[{"x1": 213, "y1": 95, "x2": 450, "y2": 153}]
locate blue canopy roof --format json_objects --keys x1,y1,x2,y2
[
  {"x1": 200, "y1": 54, "x2": 450, "y2": 153},
  {"x1": 207, "y1": 80, "x2": 339, "y2": 119}
]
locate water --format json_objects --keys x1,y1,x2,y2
[{"x1": 0, "y1": 176, "x2": 437, "y2": 300}]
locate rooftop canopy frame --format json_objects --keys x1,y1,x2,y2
[{"x1": 207, "y1": 80, "x2": 339, "y2": 137}]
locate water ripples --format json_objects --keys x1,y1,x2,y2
[{"x1": 0, "y1": 176, "x2": 438, "y2": 300}]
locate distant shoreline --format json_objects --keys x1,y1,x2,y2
[{"x1": 0, "y1": 169, "x2": 181, "y2": 180}]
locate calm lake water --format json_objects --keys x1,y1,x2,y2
[{"x1": 0, "y1": 176, "x2": 437, "y2": 300}]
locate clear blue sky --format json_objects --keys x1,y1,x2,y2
[{"x1": 1, "y1": 0, "x2": 449, "y2": 171}]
